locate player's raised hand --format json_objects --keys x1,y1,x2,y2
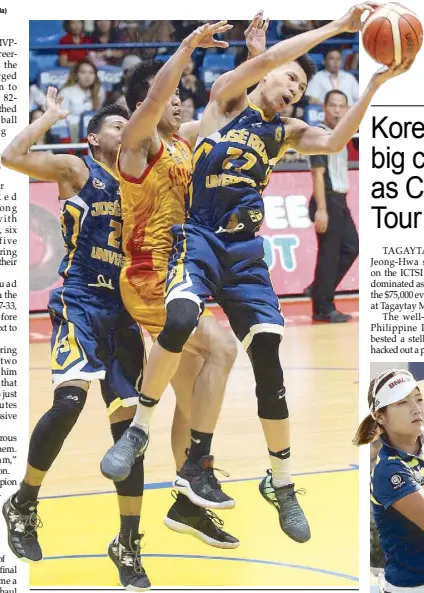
[
  {"x1": 45, "y1": 86, "x2": 69, "y2": 120},
  {"x1": 337, "y1": 3, "x2": 380, "y2": 32},
  {"x1": 371, "y1": 56, "x2": 414, "y2": 87},
  {"x1": 245, "y1": 10, "x2": 270, "y2": 57},
  {"x1": 184, "y1": 21, "x2": 233, "y2": 50}
]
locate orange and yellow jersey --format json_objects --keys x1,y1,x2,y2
[{"x1": 117, "y1": 134, "x2": 192, "y2": 331}]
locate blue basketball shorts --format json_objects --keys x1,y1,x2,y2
[
  {"x1": 48, "y1": 285, "x2": 145, "y2": 415},
  {"x1": 165, "y1": 223, "x2": 284, "y2": 349}
]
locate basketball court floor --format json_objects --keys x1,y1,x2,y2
[{"x1": 29, "y1": 297, "x2": 359, "y2": 588}]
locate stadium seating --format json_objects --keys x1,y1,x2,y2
[
  {"x1": 203, "y1": 53, "x2": 235, "y2": 71},
  {"x1": 155, "y1": 54, "x2": 172, "y2": 63},
  {"x1": 308, "y1": 52, "x2": 323, "y2": 71},
  {"x1": 79, "y1": 110, "x2": 96, "y2": 142},
  {"x1": 199, "y1": 53, "x2": 236, "y2": 90},
  {"x1": 38, "y1": 67, "x2": 70, "y2": 92},
  {"x1": 303, "y1": 104, "x2": 324, "y2": 126},
  {"x1": 97, "y1": 65, "x2": 123, "y2": 93},
  {"x1": 29, "y1": 58, "x2": 40, "y2": 84},
  {"x1": 49, "y1": 118, "x2": 72, "y2": 144},
  {"x1": 30, "y1": 51, "x2": 59, "y2": 74},
  {"x1": 29, "y1": 20, "x2": 64, "y2": 46}
]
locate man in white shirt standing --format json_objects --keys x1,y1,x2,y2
[
  {"x1": 306, "y1": 48, "x2": 359, "y2": 105},
  {"x1": 307, "y1": 89, "x2": 358, "y2": 322}
]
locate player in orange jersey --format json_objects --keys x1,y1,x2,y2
[{"x1": 102, "y1": 22, "x2": 252, "y2": 548}]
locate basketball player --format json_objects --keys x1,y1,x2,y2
[
  {"x1": 1, "y1": 93, "x2": 150, "y2": 590},
  {"x1": 103, "y1": 5, "x2": 412, "y2": 543},
  {"x1": 100, "y1": 21, "x2": 252, "y2": 548}
]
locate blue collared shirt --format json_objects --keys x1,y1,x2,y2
[{"x1": 371, "y1": 435, "x2": 424, "y2": 587}]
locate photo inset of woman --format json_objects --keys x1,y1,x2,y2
[{"x1": 354, "y1": 369, "x2": 424, "y2": 593}]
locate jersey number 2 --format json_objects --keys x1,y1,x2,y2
[{"x1": 108, "y1": 220, "x2": 122, "y2": 249}]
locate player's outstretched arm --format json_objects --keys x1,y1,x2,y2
[
  {"x1": 285, "y1": 59, "x2": 413, "y2": 155},
  {"x1": 121, "y1": 21, "x2": 232, "y2": 152},
  {"x1": 1, "y1": 87, "x2": 87, "y2": 189},
  {"x1": 392, "y1": 489, "x2": 424, "y2": 531},
  {"x1": 210, "y1": 3, "x2": 379, "y2": 108},
  {"x1": 178, "y1": 12, "x2": 269, "y2": 150}
]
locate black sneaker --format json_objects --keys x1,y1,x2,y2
[
  {"x1": 173, "y1": 455, "x2": 235, "y2": 509},
  {"x1": 313, "y1": 310, "x2": 352, "y2": 323},
  {"x1": 101, "y1": 426, "x2": 149, "y2": 482},
  {"x1": 2, "y1": 494, "x2": 43, "y2": 562},
  {"x1": 108, "y1": 534, "x2": 151, "y2": 591},
  {"x1": 164, "y1": 491, "x2": 239, "y2": 549},
  {"x1": 259, "y1": 471, "x2": 311, "y2": 543}
]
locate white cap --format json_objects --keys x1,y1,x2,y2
[
  {"x1": 371, "y1": 369, "x2": 420, "y2": 414},
  {"x1": 121, "y1": 54, "x2": 141, "y2": 71}
]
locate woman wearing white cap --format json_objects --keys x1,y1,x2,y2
[{"x1": 354, "y1": 368, "x2": 424, "y2": 592}]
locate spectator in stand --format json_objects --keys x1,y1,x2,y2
[
  {"x1": 29, "y1": 83, "x2": 46, "y2": 111},
  {"x1": 180, "y1": 94, "x2": 195, "y2": 123},
  {"x1": 306, "y1": 48, "x2": 359, "y2": 105},
  {"x1": 58, "y1": 20, "x2": 92, "y2": 67},
  {"x1": 179, "y1": 57, "x2": 208, "y2": 109},
  {"x1": 116, "y1": 21, "x2": 175, "y2": 60},
  {"x1": 106, "y1": 55, "x2": 142, "y2": 108},
  {"x1": 90, "y1": 20, "x2": 123, "y2": 66},
  {"x1": 59, "y1": 59, "x2": 105, "y2": 115},
  {"x1": 58, "y1": 59, "x2": 106, "y2": 141},
  {"x1": 279, "y1": 20, "x2": 315, "y2": 37}
]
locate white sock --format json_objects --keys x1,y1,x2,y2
[
  {"x1": 131, "y1": 394, "x2": 158, "y2": 434},
  {"x1": 269, "y1": 448, "x2": 292, "y2": 487}
]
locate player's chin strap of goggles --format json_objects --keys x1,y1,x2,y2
[{"x1": 370, "y1": 368, "x2": 415, "y2": 418}]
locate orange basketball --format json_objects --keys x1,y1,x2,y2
[{"x1": 362, "y1": 2, "x2": 423, "y2": 65}]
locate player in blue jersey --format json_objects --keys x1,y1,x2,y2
[
  {"x1": 354, "y1": 369, "x2": 424, "y2": 592},
  {"x1": 101, "y1": 5, "x2": 413, "y2": 544},
  {"x1": 1, "y1": 91, "x2": 151, "y2": 590}
]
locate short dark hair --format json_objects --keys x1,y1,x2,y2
[
  {"x1": 324, "y1": 89, "x2": 348, "y2": 105},
  {"x1": 324, "y1": 47, "x2": 342, "y2": 59},
  {"x1": 125, "y1": 60, "x2": 163, "y2": 112},
  {"x1": 63, "y1": 20, "x2": 84, "y2": 34},
  {"x1": 87, "y1": 104, "x2": 130, "y2": 138},
  {"x1": 295, "y1": 54, "x2": 317, "y2": 84}
]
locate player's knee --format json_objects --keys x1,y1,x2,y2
[
  {"x1": 158, "y1": 299, "x2": 199, "y2": 353},
  {"x1": 52, "y1": 385, "x2": 87, "y2": 430},
  {"x1": 248, "y1": 333, "x2": 287, "y2": 420},
  {"x1": 27, "y1": 385, "x2": 88, "y2": 471},
  {"x1": 197, "y1": 318, "x2": 237, "y2": 370},
  {"x1": 212, "y1": 335, "x2": 238, "y2": 370},
  {"x1": 110, "y1": 418, "x2": 144, "y2": 496},
  {"x1": 257, "y1": 387, "x2": 288, "y2": 420}
]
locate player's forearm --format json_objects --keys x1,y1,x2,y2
[
  {"x1": 312, "y1": 174, "x2": 327, "y2": 210},
  {"x1": 326, "y1": 82, "x2": 377, "y2": 153},
  {"x1": 147, "y1": 43, "x2": 193, "y2": 105},
  {"x1": 122, "y1": 44, "x2": 194, "y2": 147},
  {"x1": 1, "y1": 111, "x2": 59, "y2": 166},
  {"x1": 214, "y1": 20, "x2": 343, "y2": 104}
]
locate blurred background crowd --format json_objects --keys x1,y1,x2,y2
[{"x1": 29, "y1": 20, "x2": 359, "y2": 162}]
